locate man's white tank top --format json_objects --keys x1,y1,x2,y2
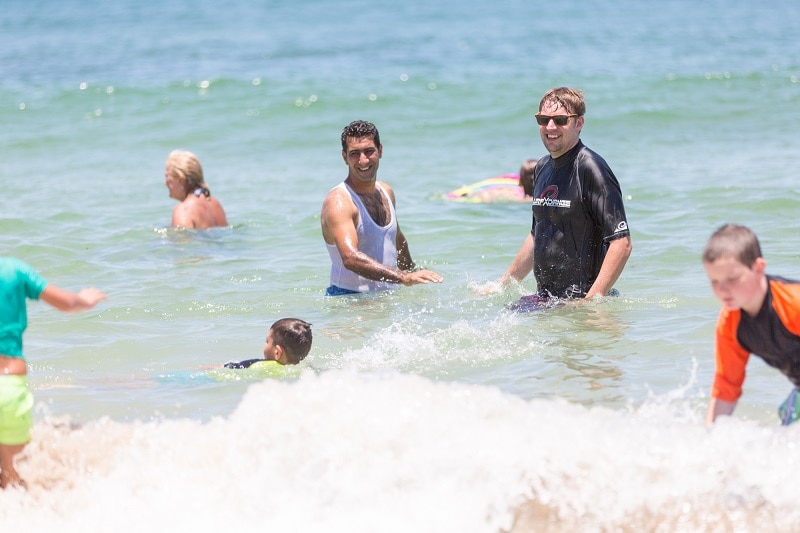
[{"x1": 326, "y1": 182, "x2": 398, "y2": 292}]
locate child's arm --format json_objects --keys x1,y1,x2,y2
[
  {"x1": 40, "y1": 285, "x2": 106, "y2": 312},
  {"x1": 705, "y1": 397, "x2": 737, "y2": 426},
  {"x1": 706, "y1": 315, "x2": 748, "y2": 426}
]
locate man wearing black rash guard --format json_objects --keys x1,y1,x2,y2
[{"x1": 497, "y1": 87, "x2": 632, "y2": 300}]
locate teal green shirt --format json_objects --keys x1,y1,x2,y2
[{"x1": 0, "y1": 258, "x2": 47, "y2": 358}]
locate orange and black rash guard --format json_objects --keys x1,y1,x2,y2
[
  {"x1": 530, "y1": 141, "x2": 630, "y2": 298},
  {"x1": 712, "y1": 275, "x2": 800, "y2": 402}
]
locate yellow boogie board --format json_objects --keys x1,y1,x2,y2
[
  {"x1": 156, "y1": 360, "x2": 307, "y2": 384},
  {"x1": 206, "y1": 359, "x2": 304, "y2": 382}
]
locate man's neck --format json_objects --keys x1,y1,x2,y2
[
  {"x1": 551, "y1": 139, "x2": 581, "y2": 161},
  {"x1": 345, "y1": 176, "x2": 377, "y2": 194}
]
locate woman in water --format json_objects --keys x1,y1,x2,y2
[{"x1": 164, "y1": 150, "x2": 228, "y2": 229}]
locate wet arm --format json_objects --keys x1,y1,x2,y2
[
  {"x1": 323, "y1": 190, "x2": 410, "y2": 284},
  {"x1": 585, "y1": 236, "x2": 632, "y2": 298},
  {"x1": 329, "y1": 184, "x2": 442, "y2": 286},
  {"x1": 40, "y1": 285, "x2": 106, "y2": 312},
  {"x1": 395, "y1": 229, "x2": 443, "y2": 285},
  {"x1": 705, "y1": 332, "x2": 748, "y2": 426},
  {"x1": 499, "y1": 232, "x2": 534, "y2": 285},
  {"x1": 705, "y1": 397, "x2": 736, "y2": 426},
  {"x1": 396, "y1": 226, "x2": 416, "y2": 271},
  {"x1": 384, "y1": 184, "x2": 416, "y2": 272}
]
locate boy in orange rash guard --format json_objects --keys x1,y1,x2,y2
[{"x1": 703, "y1": 224, "x2": 800, "y2": 426}]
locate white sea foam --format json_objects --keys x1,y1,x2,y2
[{"x1": 3, "y1": 371, "x2": 799, "y2": 532}]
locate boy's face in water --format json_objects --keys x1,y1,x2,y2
[
  {"x1": 263, "y1": 328, "x2": 284, "y2": 363},
  {"x1": 704, "y1": 255, "x2": 766, "y2": 315}
]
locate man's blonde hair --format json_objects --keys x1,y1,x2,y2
[{"x1": 539, "y1": 87, "x2": 586, "y2": 116}]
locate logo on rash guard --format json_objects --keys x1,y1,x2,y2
[
  {"x1": 532, "y1": 185, "x2": 571, "y2": 208},
  {"x1": 615, "y1": 221, "x2": 628, "y2": 233}
]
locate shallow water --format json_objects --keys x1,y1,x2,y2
[{"x1": 2, "y1": 0, "x2": 800, "y2": 530}]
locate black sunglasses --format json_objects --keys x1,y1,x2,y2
[{"x1": 535, "y1": 114, "x2": 578, "y2": 126}]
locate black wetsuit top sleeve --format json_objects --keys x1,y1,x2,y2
[{"x1": 223, "y1": 358, "x2": 263, "y2": 369}]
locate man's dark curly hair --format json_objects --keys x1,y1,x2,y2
[{"x1": 341, "y1": 120, "x2": 380, "y2": 151}]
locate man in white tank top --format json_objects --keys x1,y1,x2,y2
[{"x1": 320, "y1": 120, "x2": 443, "y2": 295}]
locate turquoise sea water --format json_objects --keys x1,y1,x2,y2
[{"x1": 2, "y1": 0, "x2": 800, "y2": 530}]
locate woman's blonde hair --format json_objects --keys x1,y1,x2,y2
[{"x1": 166, "y1": 150, "x2": 210, "y2": 193}]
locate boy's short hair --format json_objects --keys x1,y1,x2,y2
[
  {"x1": 703, "y1": 224, "x2": 763, "y2": 267},
  {"x1": 271, "y1": 318, "x2": 313, "y2": 364}
]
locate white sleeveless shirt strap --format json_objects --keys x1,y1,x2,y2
[{"x1": 326, "y1": 182, "x2": 399, "y2": 292}]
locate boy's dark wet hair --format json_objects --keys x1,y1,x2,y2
[
  {"x1": 703, "y1": 223, "x2": 763, "y2": 268},
  {"x1": 341, "y1": 120, "x2": 380, "y2": 151},
  {"x1": 271, "y1": 318, "x2": 313, "y2": 364}
]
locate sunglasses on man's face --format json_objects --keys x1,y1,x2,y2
[{"x1": 534, "y1": 114, "x2": 578, "y2": 126}]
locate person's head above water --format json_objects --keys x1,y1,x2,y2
[
  {"x1": 703, "y1": 223, "x2": 763, "y2": 268},
  {"x1": 536, "y1": 87, "x2": 586, "y2": 159},
  {"x1": 340, "y1": 120, "x2": 381, "y2": 152},
  {"x1": 518, "y1": 159, "x2": 538, "y2": 197},
  {"x1": 265, "y1": 318, "x2": 313, "y2": 365},
  {"x1": 165, "y1": 150, "x2": 210, "y2": 199},
  {"x1": 702, "y1": 223, "x2": 767, "y2": 315}
]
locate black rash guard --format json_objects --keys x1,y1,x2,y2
[
  {"x1": 713, "y1": 275, "x2": 800, "y2": 401},
  {"x1": 223, "y1": 358, "x2": 262, "y2": 369},
  {"x1": 530, "y1": 140, "x2": 630, "y2": 298}
]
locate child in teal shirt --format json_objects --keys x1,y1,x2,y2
[{"x1": 0, "y1": 257, "x2": 105, "y2": 489}]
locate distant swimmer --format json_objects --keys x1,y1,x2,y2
[
  {"x1": 320, "y1": 120, "x2": 443, "y2": 296},
  {"x1": 223, "y1": 318, "x2": 312, "y2": 370},
  {"x1": 0, "y1": 257, "x2": 106, "y2": 489},
  {"x1": 476, "y1": 87, "x2": 631, "y2": 303},
  {"x1": 703, "y1": 224, "x2": 800, "y2": 427},
  {"x1": 164, "y1": 150, "x2": 228, "y2": 229},
  {"x1": 444, "y1": 159, "x2": 538, "y2": 204}
]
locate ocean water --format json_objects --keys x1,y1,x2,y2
[{"x1": 2, "y1": 0, "x2": 800, "y2": 530}]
